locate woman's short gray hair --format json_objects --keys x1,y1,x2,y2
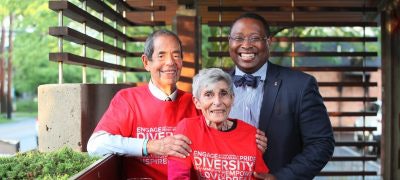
[{"x1": 192, "y1": 68, "x2": 234, "y2": 99}]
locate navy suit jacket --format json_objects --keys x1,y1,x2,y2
[{"x1": 233, "y1": 62, "x2": 335, "y2": 179}]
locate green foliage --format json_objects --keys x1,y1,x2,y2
[
  {"x1": 15, "y1": 99, "x2": 37, "y2": 113},
  {"x1": 0, "y1": 147, "x2": 100, "y2": 179}
]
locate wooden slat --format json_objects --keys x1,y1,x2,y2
[
  {"x1": 335, "y1": 141, "x2": 379, "y2": 147},
  {"x1": 208, "y1": 6, "x2": 378, "y2": 12},
  {"x1": 125, "y1": 1, "x2": 179, "y2": 25},
  {"x1": 333, "y1": 126, "x2": 377, "y2": 132},
  {"x1": 208, "y1": 36, "x2": 378, "y2": 42},
  {"x1": 129, "y1": 6, "x2": 166, "y2": 11},
  {"x1": 279, "y1": 52, "x2": 378, "y2": 57},
  {"x1": 79, "y1": 0, "x2": 130, "y2": 26},
  {"x1": 85, "y1": 1, "x2": 166, "y2": 26},
  {"x1": 208, "y1": 21, "x2": 378, "y2": 27},
  {"x1": 318, "y1": 82, "x2": 377, "y2": 87},
  {"x1": 199, "y1": 0, "x2": 379, "y2": 7},
  {"x1": 71, "y1": 154, "x2": 121, "y2": 179},
  {"x1": 49, "y1": 52, "x2": 145, "y2": 72},
  {"x1": 49, "y1": 1, "x2": 130, "y2": 41},
  {"x1": 293, "y1": 67, "x2": 378, "y2": 72},
  {"x1": 178, "y1": 0, "x2": 194, "y2": 6},
  {"x1": 105, "y1": 0, "x2": 132, "y2": 12},
  {"x1": 49, "y1": 27, "x2": 140, "y2": 57},
  {"x1": 220, "y1": 67, "x2": 378, "y2": 73},
  {"x1": 328, "y1": 112, "x2": 377, "y2": 116},
  {"x1": 130, "y1": 36, "x2": 147, "y2": 42},
  {"x1": 323, "y1": 97, "x2": 377, "y2": 101},
  {"x1": 330, "y1": 156, "x2": 378, "y2": 161},
  {"x1": 107, "y1": 0, "x2": 166, "y2": 12},
  {"x1": 319, "y1": 171, "x2": 377, "y2": 176},
  {"x1": 209, "y1": 51, "x2": 377, "y2": 57},
  {"x1": 273, "y1": 37, "x2": 378, "y2": 42}
]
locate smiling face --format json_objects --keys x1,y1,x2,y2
[
  {"x1": 193, "y1": 81, "x2": 233, "y2": 128},
  {"x1": 142, "y1": 35, "x2": 183, "y2": 94},
  {"x1": 229, "y1": 18, "x2": 270, "y2": 74}
]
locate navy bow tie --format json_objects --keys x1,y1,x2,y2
[{"x1": 233, "y1": 74, "x2": 261, "y2": 88}]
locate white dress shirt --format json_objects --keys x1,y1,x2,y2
[
  {"x1": 87, "y1": 80, "x2": 178, "y2": 156},
  {"x1": 229, "y1": 63, "x2": 268, "y2": 128}
]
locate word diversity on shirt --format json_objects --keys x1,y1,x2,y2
[{"x1": 193, "y1": 150, "x2": 256, "y2": 179}]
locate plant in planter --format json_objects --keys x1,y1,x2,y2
[{"x1": 0, "y1": 147, "x2": 100, "y2": 179}]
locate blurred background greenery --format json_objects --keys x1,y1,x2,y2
[{"x1": 0, "y1": 0, "x2": 380, "y2": 118}]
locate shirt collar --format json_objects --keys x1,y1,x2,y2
[
  {"x1": 234, "y1": 62, "x2": 268, "y2": 81},
  {"x1": 148, "y1": 80, "x2": 178, "y2": 101}
]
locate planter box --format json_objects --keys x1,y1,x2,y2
[
  {"x1": 0, "y1": 139, "x2": 19, "y2": 154},
  {"x1": 71, "y1": 154, "x2": 122, "y2": 179}
]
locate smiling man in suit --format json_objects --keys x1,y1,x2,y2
[{"x1": 228, "y1": 13, "x2": 335, "y2": 179}]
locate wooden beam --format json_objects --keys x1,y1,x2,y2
[
  {"x1": 207, "y1": 21, "x2": 378, "y2": 27},
  {"x1": 208, "y1": 36, "x2": 378, "y2": 42},
  {"x1": 209, "y1": 51, "x2": 378, "y2": 57},
  {"x1": 49, "y1": 27, "x2": 142, "y2": 57},
  {"x1": 49, "y1": 52, "x2": 145, "y2": 72}
]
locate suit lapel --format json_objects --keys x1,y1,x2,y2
[{"x1": 258, "y1": 62, "x2": 281, "y2": 131}]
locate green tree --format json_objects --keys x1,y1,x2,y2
[{"x1": 0, "y1": 0, "x2": 101, "y2": 97}]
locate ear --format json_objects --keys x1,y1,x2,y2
[
  {"x1": 142, "y1": 54, "x2": 151, "y2": 71},
  {"x1": 266, "y1": 38, "x2": 271, "y2": 47},
  {"x1": 192, "y1": 96, "x2": 202, "y2": 109}
]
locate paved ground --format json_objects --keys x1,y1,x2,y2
[{"x1": 0, "y1": 117, "x2": 37, "y2": 154}]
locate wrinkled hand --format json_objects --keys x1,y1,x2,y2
[
  {"x1": 147, "y1": 134, "x2": 192, "y2": 158},
  {"x1": 253, "y1": 172, "x2": 276, "y2": 180},
  {"x1": 256, "y1": 129, "x2": 268, "y2": 153}
]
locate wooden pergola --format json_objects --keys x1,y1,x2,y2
[{"x1": 42, "y1": 0, "x2": 400, "y2": 179}]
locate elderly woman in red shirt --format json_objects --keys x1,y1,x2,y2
[{"x1": 168, "y1": 68, "x2": 273, "y2": 180}]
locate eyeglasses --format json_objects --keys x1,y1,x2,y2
[{"x1": 228, "y1": 36, "x2": 268, "y2": 44}]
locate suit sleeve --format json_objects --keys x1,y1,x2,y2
[{"x1": 274, "y1": 76, "x2": 335, "y2": 179}]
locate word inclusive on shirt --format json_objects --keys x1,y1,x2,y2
[{"x1": 193, "y1": 150, "x2": 256, "y2": 179}]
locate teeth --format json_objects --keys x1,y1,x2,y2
[
  {"x1": 211, "y1": 110, "x2": 224, "y2": 113},
  {"x1": 241, "y1": 53, "x2": 255, "y2": 60}
]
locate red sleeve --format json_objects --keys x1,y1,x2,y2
[
  {"x1": 168, "y1": 119, "x2": 193, "y2": 179},
  {"x1": 94, "y1": 91, "x2": 134, "y2": 136},
  {"x1": 255, "y1": 149, "x2": 269, "y2": 174}
]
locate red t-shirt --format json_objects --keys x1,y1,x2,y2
[
  {"x1": 168, "y1": 116, "x2": 269, "y2": 180},
  {"x1": 94, "y1": 85, "x2": 200, "y2": 179}
]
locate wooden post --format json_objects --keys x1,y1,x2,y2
[
  {"x1": 0, "y1": 21, "x2": 6, "y2": 114},
  {"x1": 381, "y1": 5, "x2": 400, "y2": 179},
  {"x1": 175, "y1": 15, "x2": 200, "y2": 92},
  {"x1": 6, "y1": 14, "x2": 13, "y2": 119}
]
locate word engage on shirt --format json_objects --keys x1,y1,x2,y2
[{"x1": 136, "y1": 126, "x2": 175, "y2": 140}]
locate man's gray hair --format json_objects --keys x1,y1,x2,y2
[
  {"x1": 192, "y1": 68, "x2": 234, "y2": 99},
  {"x1": 143, "y1": 29, "x2": 183, "y2": 60}
]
